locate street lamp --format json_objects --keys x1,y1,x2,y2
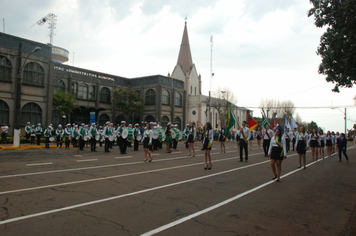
[
  {"x1": 13, "y1": 44, "x2": 42, "y2": 147},
  {"x1": 331, "y1": 107, "x2": 347, "y2": 135}
]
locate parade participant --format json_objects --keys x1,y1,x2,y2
[
  {"x1": 157, "y1": 121, "x2": 163, "y2": 149},
  {"x1": 256, "y1": 127, "x2": 262, "y2": 149},
  {"x1": 248, "y1": 129, "x2": 254, "y2": 150},
  {"x1": 127, "y1": 124, "x2": 133, "y2": 148},
  {"x1": 308, "y1": 128, "x2": 320, "y2": 161},
  {"x1": 202, "y1": 122, "x2": 214, "y2": 170},
  {"x1": 78, "y1": 123, "x2": 86, "y2": 151},
  {"x1": 55, "y1": 125, "x2": 64, "y2": 149},
  {"x1": 187, "y1": 123, "x2": 196, "y2": 157},
  {"x1": 141, "y1": 123, "x2": 153, "y2": 162},
  {"x1": 118, "y1": 121, "x2": 128, "y2": 154},
  {"x1": 263, "y1": 125, "x2": 274, "y2": 157},
  {"x1": 319, "y1": 130, "x2": 326, "y2": 159},
  {"x1": 336, "y1": 133, "x2": 349, "y2": 162},
  {"x1": 133, "y1": 123, "x2": 140, "y2": 151},
  {"x1": 152, "y1": 122, "x2": 159, "y2": 151},
  {"x1": 284, "y1": 128, "x2": 292, "y2": 152},
  {"x1": 89, "y1": 123, "x2": 98, "y2": 152},
  {"x1": 72, "y1": 125, "x2": 79, "y2": 147},
  {"x1": 172, "y1": 124, "x2": 179, "y2": 150},
  {"x1": 84, "y1": 125, "x2": 90, "y2": 148},
  {"x1": 238, "y1": 121, "x2": 251, "y2": 162},
  {"x1": 268, "y1": 128, "x2": 287, "y2": 181},
  {"x1": 35, "y1": 123, "x2": 43, "y2": 145},
  {"x1": 148, "y1": 122, "x2": 154, "y2": 151},
  {"x1": 103, "y1": 122, "x2": 111, "y2": 152},
  {"x1": 325, "y1": 131, "x2": 333, "y2": 157},
  {"x1": 292, "y1": 127, "x2": 298, "y2": 151},
  {"x1": 184, "y1": 124, "x2": 190, "y2": 149},
  {"x1": 219, "y1": 125, "x2": 226, "y2": 153},
  {"x1": 295, "y1": 126, "x2": 309, "y2": 169},
  {"x1": 30, "y1": 125, "x2": 36, "y2": 145},
  {"x1": 25, "y1": 122, "x2": 31, "y2": 143},
  {"x1": 165, "y1": 122, "x2": 172, "y2": 153},
  {"x1": 44, "y1": 125, "x2": 52, "y2": 149},
  {"x1": 64, "y1": 124, "x2": 72, "y2": 149},
  {"x1": 1, "y1": 122, "x2": 9, "y2": 144},
  {"x1": 334, "y1": 132, "x2": 340, "y2": 154},
  {"x1": 331, "y1": 131, "x2": 336, "y2": 154},
  {"x1": 71, "y1": 123, "x2": 76, "y2": 146}
]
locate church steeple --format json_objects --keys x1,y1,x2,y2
[{"x1": 177, "y1": 19, "x2": 193, "y2": 77}]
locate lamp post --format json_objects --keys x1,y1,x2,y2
[
  {"x1": 331, "y1": 107, "x2": 347, "y2": 135},
  {"x1": 13, "y1": 44, "x2": 41, "y2": 147}
]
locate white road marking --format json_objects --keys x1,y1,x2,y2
[
  {"x1": 150, "y1": 154, "x2": 161, "y2": 156},
  {"x1": 26, "y1": 162, "x2": 53, "y2": 166},
  {"x1": 76, "y1": 159, "x2": 98, "y2": 162},
  {"x1": 172, "y1": 151, "x2": 182, "y2": 154},
  {"x1": 115, "y1": 156, "x2": 133, "y2": 159}
]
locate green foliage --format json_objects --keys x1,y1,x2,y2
[
  {"x1": 53, "y1": 92, "x2": 76, "y2": 117},
  {"x1": 308, "y1": 0, "x2": 356, "y2": 92},
  {"x1": 113, "y1": 87, "x2": 143, "y2": 123}
]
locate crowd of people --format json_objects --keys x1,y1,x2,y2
[{"x1": 0, "y1": 121, "x2": 351, "y2": 182}]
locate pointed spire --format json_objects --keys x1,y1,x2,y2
[{"x1": 177, "y1": 19, "x2": 193, "y2": 77}]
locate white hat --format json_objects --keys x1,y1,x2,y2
[
  {"x1": 58, "y1": 124, "x2": 62, "y2": 127},
  {"x1": 81, "y1": 123, "x2": 85, "y2": 126},
  {"x1": 27, "y1": 122, "x2": 30, "y2": 124},
  {"x1": 92, "y1": 123, "x2": 96, "y2": 126},
  {"x1": 150, "y1": 122, "x2": 153, "y2": 125},
  {"x1": 121, "y1": 121, "x2": 126, "y2": 124},
  {"x1": 153, "y1": 122, "x2": 157, "y2": 125},
  {"x1": 75, "y1": 125, "x2": 78, "y2": 127},
  {"x1": 49, "y1": 125, "x2": 52, "y2": 128},
  {"x1": 186, "y1": 124, "x2": 189, "y2": 126},
  {"x1": 106, "y1": 121, "x2": 110, "y2": 124},
  {"x1": 37, "y1": 123, "x2": 41, "y2": 125},
  {"x1": 67, "y1": 123, "x2": 71, "y2": 126},
  {"x1": 167, "y1": 122, "x2": 172, "y2": 126},
  {"x1": 129, "y1": 124, "x2": 132, "y2": 126},
  {"x1": 135, "y1": 123, "x2": 139, "y2": 126},
  {"x1": 174, "y1": 124, "x2": 178, "y2": 127}
]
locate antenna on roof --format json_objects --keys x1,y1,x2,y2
[{"x1": 31, "y1": 13, "x2": 57, "y2": 45}]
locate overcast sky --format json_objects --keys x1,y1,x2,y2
[{"x1": 2, "y1": 0, "x2": 356, "y2": 132}]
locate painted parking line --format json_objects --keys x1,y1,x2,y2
[
  {"x1": 26, "y1": 162, "x2": 53, "y2": 167},
  {"x1": 76, "y1": 159, "x2": 98, "y2": 162}
]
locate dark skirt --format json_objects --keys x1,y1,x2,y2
[
  {"x1": 219, "y1": 135, "x2": 225, "y2": 142},
  {"x1": 188, "y1": 134, "x2": 195, "y2": 143},
  {"x1": 236, "y1": 135, "x2": 240, "y2": 142},
  {"x1": 257, "y1": 135, "x2": 262, "y2": 140},
  {"x1": 326, "y1": 140, "x2": 332, "y2": 147},
  {"x1": 203, "y1": 137, "x2": 211, "y2": 150},
  {"x1": 165, "y1": 135, "x2": 172, "y2": 143},
  {"x1": 297, "y1": 140, "x2": 306, "y2": 154},
  {"x1": 143, "y1": 137, "x2": 150, "y2": 149},
  {"x1": 249, "y1": 135, "x2": 254, "y2": 141},
  {"x1": 320, "y1": 140, "x2": 325, "y2": 148},
  {"x1": 310, "y1": 139, "x2": 319, "y2": 148},
  {"x1": 271, "y1": 146, "x2": 284, "y2": 160}
]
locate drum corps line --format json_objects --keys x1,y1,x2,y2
[{"x1": 21, "y1": 121, "x2": 350, "y2": 181}]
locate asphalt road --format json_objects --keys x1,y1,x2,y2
[{"x1": 0, "y1": 141, "x2": 355, "y2": 236}]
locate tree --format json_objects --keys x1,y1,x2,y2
[
  {"x1": 259, "y1": 98, "x2": 296, "y2": 119},
  {"x1": 210, "y1": 86, "x2": 238, "y2": 127},
  {"x1": 53, "y1": 92, "x2": 76, "y2": 124},
  {"x1": 308, "y1": 0, "x2": 356, "y2": 92},
  {"x1": 112, "y1": 87, "x2": 143, "y2": 124}
]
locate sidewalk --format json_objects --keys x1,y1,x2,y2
[{"x1": 0, "y1": 142, "x2": 73, "y2": 150}]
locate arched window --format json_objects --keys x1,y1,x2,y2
[
  {"x1": 115, "y1": 115, "x2": 126, "y2": 125},
  {"x1": 100, "y1": 87, "x2": 111, "y2": 103},
  {"x1": 0, "y1": 100, "x2": 9, "y2": 125},
  {"x1": 0, "y1": 56, "x2": 12, "y2": 82},
  {"x1": 175, "y1": 92, "x2": 182, "y2": 107},
  {"x1": 162, "y1": 90, "x2": 170, "y2": 105},
  {"x1": 78, "y1": 83, "x2": 88, "y2": 100},
  {"x1": 23, "y1": 62, "x2": 44, "y2": 86},
  {"x1": 54, "y1": 78, "x2": 65, "y2": 93},
  {"x1": 21, "y1": 102, "x2": 42, "y2": 126},
  {"x1": 89, "y1": 85, "x2": 96, "y2": 100},
  {"x1": 161, "y1": 116, "x2": 169, "y2": 128},
  {"x1": 174, "y1": 117, "x2": 181, "y2": 130},
  {"x1": 145, "y1": 115, "x2": 155, "y2": 123},
  {"x1": 99, "y1": 114, "x2": 110, "y2": 126},
  {"x1": 145, "y1": 89, "x2": 155, "y2": 105},
  {"x1": 71, "y1": 82, "x2": 78, "y2": 98}
]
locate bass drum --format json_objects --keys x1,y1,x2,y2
[
  {"x1": 95, "y1": 134, "x2": 100, "y2": 141},
  {"x1": 121, "y1": 128, "x2": 128, "y2": 139},
  {"x1": 49, "y1": 137, "x2": 54, "y2": 142},
  {"x1": 136, "y1": 134, "x2": 142, "y2": 141},
  {"x1": 84, "y1": 135, "x2": 89, "y2": 141},
  {"x1": 171, "y1": 130, "x2": 176, "y2": 139},
  {"x1": 127, "y1": 127, "x2": 133, "y2": 141},
  {"x1": 181, "y1": 131, "x2": 186, "y2": 141},
  {"x1": 108, "y1": 135, "x2": 113, "y2": 141},
  {"x1": 178, "y1": 131, "x2": 183, "y2": 141},
  {"x1": 152, "y1": 129, "x2": 159, "y2": 139}
]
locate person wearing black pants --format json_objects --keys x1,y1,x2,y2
[
  {"x1": 238, "y1": 121, "x2": 250, "y2": 162},
  {"x1": 118, "y1": 121, "x2": 127, "y2": 154},
  {"x1": 133, "y1": 124, "x2": 140, "y2": 151},
  {"x1": 78, "y1": 124, "x2": 86, "y2": 151},
  {"x1": 263, "y1": 125, "x2": 273, "y2": 157},
  {"x1": 337, "y1": 133, "x2": 349, "y2": 162},
  {"x1": 292, "y1": 128, "x2": 297, "y2": 151}
]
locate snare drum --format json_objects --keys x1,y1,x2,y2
[
  {"x1": 95, "y1": 134, "x2": 99, "y2": 141},
  {"x1": 121, "y1": 128, "x2": 128, "y2": 139},
  {"x1": 152, "y1": 130, "x2": 159, "y2": 139},
  {"x1": 49, "y1": 137, "x2": 54, "y2": 142},
  {"x1": 136, "y1": 134, "x2": 142, "y2": 141}
]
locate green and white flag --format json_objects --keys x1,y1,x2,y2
[
  {"x1": 225, "y1": 102, "x2": 236, "y2": 134},
  {"x1": 261, "y1": 112, "x2": 270, "y2": 129}
]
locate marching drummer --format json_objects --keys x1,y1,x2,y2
[
  {"x1": 89, "y1": 123, "x2": 98, "y2": 152},
  {"x1": 72, "y1": 125, "x2": 79, "y2": 147},
  {"x1": 103, "y1": 121, "x2": 111, "y2": 152},
  {"x1": 78, "y1": 123, "x2": 86, "y2": 151},
  {"x1": 165, "y1": 122, "x2": 172, "y2": 153},
  {"x1": 55, "y1": 124, "x2": 64, "y2": 149},
  {"x1": 84, "y1": 125, "x2": 90, "y2": 148},
  {"x1": 118, "y1": 121, "x2": 128, "y2": 154},
  {"x1": 127, "y1": 124, "x2": 133, "y2": 148},
  {"x1": 44, "y1": 125, "x2": 53, "y2": 149},
  {"x1": 172, "y1": 124, "x2": 179, "y2": 150},
  {"x1": 133, "y1": 123, "x2": 140, "y2": 151},
  {"x1": 64, "y1": 124, "x2": 72, "y2": 149}
]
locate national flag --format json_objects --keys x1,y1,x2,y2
[
  {"x1": 261, "y1": 112, "x2": 270, "y2": 129},
  {"x1": 272, "y1": 116, "x2": 283, "y2": 132},
  {"x1": 284, "y1": 114, "x2": 292, "y2": 132},
  {"x1": 225, "y1": 102, "x2": 236, "y2": 135},
  {"x1": 246, "y1": 111, "x2": 258, "y2": 132},
  {"x1": 291, "y1": 116, "x2": 298, "y2": 130}
]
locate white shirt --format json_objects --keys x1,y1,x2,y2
[
  {"x1": 295, "y1": 132, "x2": 309, "y2": 147},
  {"x1": 263, "y1": 129, "x2": 274, "y2": 140},
  {"x1": 1, "y1": 125, "x2": 9, "y2": 133},
  {"x1": 238, "y1": 127, "x2": 251, "y2": 141},
  {"x1": 268, "y1": 135, "x2": 287, "y2": 156}
]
